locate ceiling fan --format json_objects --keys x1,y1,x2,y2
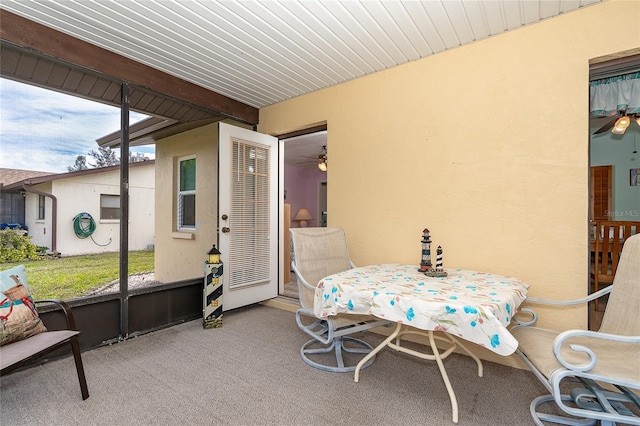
[
  {"x1": 297, "y1": 145, "x2": 327, "y2": 171},
  {"x1": 593, "y1": 111, "x2": 640, "y2": 135}
]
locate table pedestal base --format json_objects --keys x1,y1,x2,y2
[{"x1": 354, "y1": 322, "x2": 483, "y2": 424}]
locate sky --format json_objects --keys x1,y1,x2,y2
[{"x1": 0, "y1": 78, "x2": 155, "y2": 173}]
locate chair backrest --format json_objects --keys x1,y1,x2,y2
[
  {"x1": 290, "y1": 227, "x2": 353, "y2": 311},
  {"x1": 592, "y1": 221, "x2": 640, "y2": 283},
  {"x1": 598, "y1": 232, "x2": 640, "y2": 336}
]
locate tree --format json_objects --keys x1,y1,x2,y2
[
  {"x1": 88, "y1": 147, "x2": 119, "y2": 168},
  {"x1": 68, "y1": 155, "x2": 89, "y2": 172},
  {"x1": 129, "y1": 151, "x2": 149, "y2": 163},
  {"x1": 68, "y1": 147, "x2": 150, "y2": 171}
]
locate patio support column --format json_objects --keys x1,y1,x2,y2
[{"x1": 119, "y1": 83, "x2": 130, "y2": 339}]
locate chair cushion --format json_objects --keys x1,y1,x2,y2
[
  {"x1": 512, "y1": 325, "x2": 639, "y2": 387},
  {"x1": 1, "y1": 265, "x2": 47, "y2": 346}
]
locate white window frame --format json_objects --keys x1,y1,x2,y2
[
  {"x1": 177, "y1": 155, "x2": 196, "y2": 231},
  {"x1": 100, "y1": 194, "x2": 120, "y2": 220},
  {"x1": 37, "y1": 194, "x2": 46, "y2": 220}
]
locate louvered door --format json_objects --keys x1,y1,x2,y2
[{"x1": 218, "y1": 122, "x2": 279, "y2": 310}]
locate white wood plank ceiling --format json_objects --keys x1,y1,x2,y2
[{"x1": 2, "y1": 0, "x2": 601, "y2": 109}]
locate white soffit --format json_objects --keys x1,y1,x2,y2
[{"x1": 1, "y1": 0, "x2": 602, "y2": 109}]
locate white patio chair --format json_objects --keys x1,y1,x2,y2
[
  {"x1": 290, "y1": 227, "x2": 391, "y2": 372},
  {"x1": 512, "y1": 233, "x2": 640, "y2": 425}
]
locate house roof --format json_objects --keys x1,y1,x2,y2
[
  {"x1": 0, "y1": 168, "x2": 55, "y2": 187},
  {"x1": 96, "y1": 116, "x2": 222, "y2": 148},
  {"x1": 1, "y1": 160, "x2": 155, "y2": 192}
]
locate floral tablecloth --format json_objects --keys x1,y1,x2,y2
[{"x1": 314, "y1": 264, "x2": 529, "y2": 356}]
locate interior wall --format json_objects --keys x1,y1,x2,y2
[
  {"x1": 590, "y1": 126, "x2": 640, "y2": 219},
  {"x1": 258, "y1": 0, "x2": 640, "y2": 337},
  {"x1": 284, "y1": 163, "x2": 326, "y2": 228}
]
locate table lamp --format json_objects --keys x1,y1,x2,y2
[{"x1": 294, "y1": 208, "x2": 313, "y2": 227}]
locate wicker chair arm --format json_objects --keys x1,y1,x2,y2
[
  {"x1": 512, "y1": 307, "x2": 538, "y2": 326},
  {"x1": 291, "y1": 263, "x2": 317, "y2": 292},
  {"x1": 291, "y1": 261, "x2": 357, "y2": 292},
  {"x1": 513, "y1": 286, "x2": 613, "y2": 327},
  {"x1": 526, "y1": 286, "x2": 612, "y2": 306},
  {"x1": 553, "y1": 329, "x2": 640, "y2": 372}
]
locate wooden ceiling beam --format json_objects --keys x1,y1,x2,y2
[{"x1": 0, "y1": 10, "x2": 258, "y2": 125}]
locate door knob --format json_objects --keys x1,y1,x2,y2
[{"x1": 221, "y1": 227, "x2": 230, "y2": 233}]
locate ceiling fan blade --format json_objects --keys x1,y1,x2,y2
[{"x1": 593, "y1": 116, "x2": 619, "y2": 134}]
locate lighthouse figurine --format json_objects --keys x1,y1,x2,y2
[
  {"x1": 203, "y1": 244, "x2": 224, "y2": 328},
  {"x1": 419, "y1": 228, "x2": 433, "y2": 272},
  {"x1": 435, "y1": 246, "x2": 444, "y2": 272},
  {"x1": 419, "y1": 228, "x2": 447, "y2": 277}
]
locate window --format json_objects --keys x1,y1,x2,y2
[
  {"x1": 178, "y1": 156, "x2": 196, "y2": 230},
  {"x1": 100, "y1": 194, "x2": 120, "y2": 220},
  {"x1": 37, "y1": 195, "x2": 45, "y2": 220}
]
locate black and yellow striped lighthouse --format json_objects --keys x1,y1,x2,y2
[{"x1": 204, "y1": 244, "x2": 223, "y2": 328}]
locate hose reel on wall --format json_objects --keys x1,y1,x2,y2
[{"x1": 72, "y1": 213, "x2": 112, "y2": 247}]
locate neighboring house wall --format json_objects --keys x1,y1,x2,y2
[
  {"x1": 258, "y1": 0, "x2": 639, "y2": 336},
  {"x1": 25, "y1": 163, "x2": 155, "y2": 256},
  {"x1": 24, "y1": 181, "x2": 53, "y2": 249},
  {"x1": 154, "y1": 123, "x2": 220, "y2": 283}
]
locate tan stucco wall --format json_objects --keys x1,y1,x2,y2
[
  {"x1": 258, "y1": 0, "x2": 640, "y2": 341},
  {"x1": 154, "y1": 123, "x2": 220, "y2": 283},
  {"x1": 26, "y1": 163, "x2": 155, "y2": 256}
]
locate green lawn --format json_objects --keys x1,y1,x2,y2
[{"x1": 1, "y1": 250, "x2": 154, "y2": 300}]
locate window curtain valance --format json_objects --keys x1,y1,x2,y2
[{"x1": 590, "y1": 72, "x2": 640, "y2": 117}]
